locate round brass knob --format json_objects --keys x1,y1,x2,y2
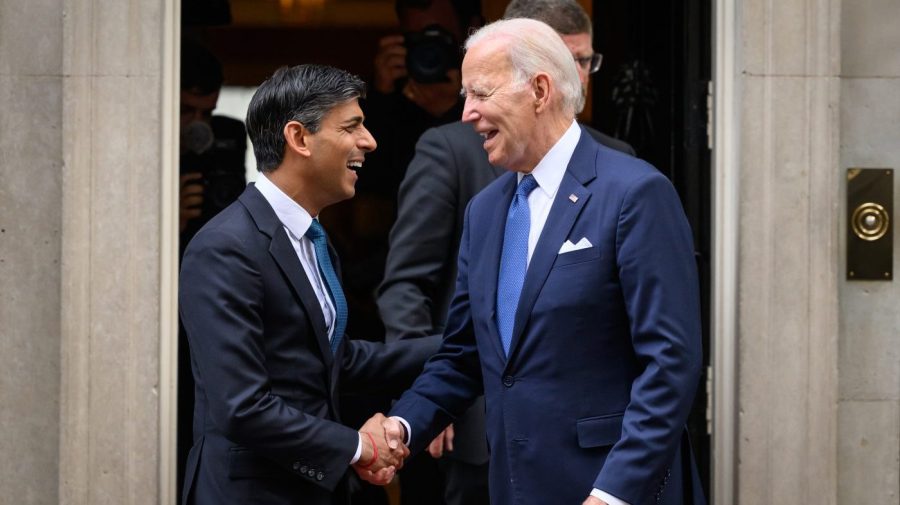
[{"x1": 851, "y1": 202, "x2": 889, "y2": 241}]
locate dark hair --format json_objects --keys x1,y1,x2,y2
[
  {"x1": 396, "y1": 0, "x2": 483, "y2": 35},
  {"x1": 503, "y1": 0, "x2": 592, "y2": 36},
  {"x1": 245, "y1": 65, "x2": 366, "y2": 173},
  {"x1": 180, "y1": 38, "x2": 224, "y2": 94}
]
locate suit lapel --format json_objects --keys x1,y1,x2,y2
[
  {"x1": 269, "y1": 232, "x2": 335, "y2": 367},
  {"x1": 240, "y1": 186, "x2": 334, "y2": 368},
  {"x1": 505, "y1": 132, "x2": 598, "y2": 363},
  {"x1": 483, "y1": 172, "x2": 518, "y2": 363}
]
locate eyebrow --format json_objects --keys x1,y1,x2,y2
[{"x1": 341, "y1": 116, "x2": 364, "y2": 126}]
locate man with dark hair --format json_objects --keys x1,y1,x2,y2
[
  {"x1": 179, "y1": 64, "x2": 437, "y2": 505},
  {"x1": 377, "y1": 2, "x2": 633, "y2": 504},
  {"x1": 178, "y1": 38, "x2": 247, "y2": 246}
]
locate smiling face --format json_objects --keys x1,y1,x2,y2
[
  {"x1": 461, "y1": 39, "x2": 541, "y2": 172},
  {"x1": 304, "y1": 98, "x2": 376, "y2": 210}
]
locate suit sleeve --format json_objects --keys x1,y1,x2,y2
[
  {"x1": 180, "y1": 228, "x2": 358, "y2": 492},
  {"x1": 339, "y1": 335, "x2": 442, "y2": 395},
  {"x1": 377, "y1": 127, "x2": 460, "y2": 342},
  {"x1": 594, "y1": 172, "x2": 703, "y2": 503},
  {"x1": 388, "y1": 201, "x2": 485, "y2": 453}
]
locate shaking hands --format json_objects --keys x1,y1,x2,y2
[{"x1": 353, "y1": 413, "x2": 410, "y2": 485}]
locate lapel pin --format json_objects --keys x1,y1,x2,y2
[{"x1": 569, "y1": 194, "x2": 578, "y2": 203}]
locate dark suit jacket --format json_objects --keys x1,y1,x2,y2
[
  {"x1": 377, "y1": 121, "x2": 634, "y2": 465},
  {"x1": 180, "y1": 185, "x2": 438, "y2": 505},
  {"x1": 390, "y1": 131, "x2": 704, "y2": 505}
]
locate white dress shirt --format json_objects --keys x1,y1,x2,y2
[
  {"x1": 254, "y1": 174, "x2": 363, "y2": 465},
  {"x1": 397, "y1": 122, "x2": 629, "y2": 505}
]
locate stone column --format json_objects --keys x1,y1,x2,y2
[
  {"x1": 0, "y1": 0, "x2": 64, "y2": 502},
  {"x1": 837, "y1": 1, "x2": 900, "y2": 503},
  {"x1": 59, "y1": 0, "x2": 177, "y2": 503},
  {"x1": 734, "y1": 0, "x2": 841, "y2": 503},
  {"x1": 1, "y1": 0, "x2": 177, "y2": 503}
]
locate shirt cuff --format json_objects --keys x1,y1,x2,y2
[
  {"x1": 350, "y1": 433, "x2": 362, "y2": 465},
  {"x1": 391, "y1": 416, "x2": 412, "y2": 445},
  {"x1": 591, "y1": 488, "x2": 630, "y2": 505}
]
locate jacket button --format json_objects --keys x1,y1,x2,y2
[
  {"x1": 292, "y1": 462, "x2": 301, "y2": 471},
  {"x1": 299, "y1": 465, "x2": 308, "y2": 474},
  {"x1": 307, "y1": 469, "x2": 316, "y2": 478},
  {"x1": 502, "y1": 375, "x2": 514, "y2": 387},
  {"x1": 316, "y1": 472, "x2": 325, "y2": 481}
]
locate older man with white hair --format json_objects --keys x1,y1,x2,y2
[{"x1": 383, "y1": 18, "x2": 705, "y2": 505}]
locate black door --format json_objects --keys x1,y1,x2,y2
[{"x1": 592, "y1": 0, "x2": 712, "y2": 498}]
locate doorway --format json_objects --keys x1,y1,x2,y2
[{"x1": 592, "y1": 0, "x2": 714, "y2": 498}]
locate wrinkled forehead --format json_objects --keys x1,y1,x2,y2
[{"x1": 461, "y1": 39, "x2": 513, "y2": 88}]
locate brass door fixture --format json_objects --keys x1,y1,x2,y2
[{"x1": 847, "y1": 168, "x2": 893, "y2": 280}]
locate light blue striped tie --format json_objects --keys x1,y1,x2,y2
[
  {"x1": 496, "y1": 174, "x2": 538, "y2": 356},
  {"x1": 305, "y1": 220, "x2": 348, "y2": 355}
]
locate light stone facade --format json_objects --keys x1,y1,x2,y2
[{"x1": 0, "y1": 0, "x2": 896, "y2": 504}]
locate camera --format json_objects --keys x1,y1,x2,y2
[
  {"x1": 180, "y1": 115, "x2": 247, "y2": 234},
  {"x1": 404, "y1": 24, "x2": 460, "y2": 84}
]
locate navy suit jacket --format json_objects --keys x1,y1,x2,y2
[
  {"x1": 180, "y1": 185, "x2": 438, "y2": 505},
  {"x1": 377, "y1": 121, "x2": 634, "y2": 465},
  {"x1": 391, "y1": 130, "x2": 705, "y2": 505}
]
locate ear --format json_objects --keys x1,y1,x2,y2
[
  {"x1": 531, "y1": 73, "x2": 552, "y2": 113},
  {"x1": 284, "y1": 120, "x2": 312, "y2": 158}
]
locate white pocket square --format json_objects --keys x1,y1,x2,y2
[{"x1": 558, "y1": 237, "x2": 593, "y2": 254}]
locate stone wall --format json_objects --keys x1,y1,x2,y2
[
  {"x1": 0, "y1": 0, "x2": 175, "y2": 503},
  {"x1": 734, "y1": 0, "x2": 841, "y2": 503},
  {"x1": 0, "y1": 0, "x2": 64, "y2": 502},
  {"x1": 838, "y1": 0, "x2": 900, "y2": 503}
]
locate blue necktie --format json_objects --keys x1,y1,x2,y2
[
  {"x1": 305, "y1": 220, "x2": 348, "y2": 355},
  {"x1": 496, "y1": 174, "x2": 538, "y2": 356}
]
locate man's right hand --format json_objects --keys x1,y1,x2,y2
[
  {"x1": 373, "y1": 35, "x2": 407, "y2": 94},
  {"x1": 382, "y1": 416, "x2": 407, "y2": 451},
  {"x1": 179, "y1": 173, "x2": 204, "y2": 233},
  {"x1": 353, "y1": 413, "x2": 409, "y2": 485}
]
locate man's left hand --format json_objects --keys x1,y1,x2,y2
[{"x1": 426, "y1": 423, "x2": 455, "y2": 458}]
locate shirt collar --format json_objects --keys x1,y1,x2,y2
[
  {"x1": 518, "y1": 120, "x2": 581, "y2": 198},
  {"x1": 254, "y1": 173, "x2": 314, "y2": 240}
]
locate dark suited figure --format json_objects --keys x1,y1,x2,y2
[
  {"x1": 179, "y1": 65, "x2": 437, "y2": 505},
  {"x1": 383, "y1": 18, "x2": 704, "y2": 505},
  {"x1": 377, "y1": 2, "x2": 633, "y2": 505},
  {"x1": 176, "y1": 38, "x2": 248, "y2": 497}
]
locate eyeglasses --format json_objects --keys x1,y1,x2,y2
[{"x1": 574, "y1": 53, "x2": 603, "y2": 74}]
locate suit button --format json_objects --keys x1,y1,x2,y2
[
  {"x1": 502, "y1": 375, "x2": 514, "y2": 387},
  {"x1": 299, "y1": 465, "x2": 308, "y2": 474},
  {"x1": 307, "y1": 469, "x2": 316, "y2": 478},
  {"x1": 292, "y1": 462, "x2": 301, "y2": 471},
  {"x1": 316, "y1": 472, "x2": 325, "y2": 481}
]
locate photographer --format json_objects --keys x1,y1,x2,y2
[
  {"x1": 179, "y1": 38, "x2": 247, "y2": 250},
  {"x1": 176, "y1": 37, "x2": 247, "y2": 498}
]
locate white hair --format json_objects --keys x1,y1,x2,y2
[{"x1": 465, "y1": 18, "x2": 584, "y2": 115}]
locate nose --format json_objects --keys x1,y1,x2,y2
[
  {"x1": 358, "y1": 125, "x2": 377, "y2": 153},
  {"x1": 462, "y1": 97, "x2": 480, "y2": 124}
]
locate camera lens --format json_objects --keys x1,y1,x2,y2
[{"x1": 405, "y1": 25, "x2": 458, "y2": 84}]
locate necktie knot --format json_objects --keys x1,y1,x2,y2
[
  {"x1": 306, "y1": 219, "x2": 325, "y2": 242},
  {"x1": 517, "y1": 174, "x2": 538, "y2": 198}
]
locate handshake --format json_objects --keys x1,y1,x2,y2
[{"x1": 352, "y1": 413, "x2": 409, "y2": 485}]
